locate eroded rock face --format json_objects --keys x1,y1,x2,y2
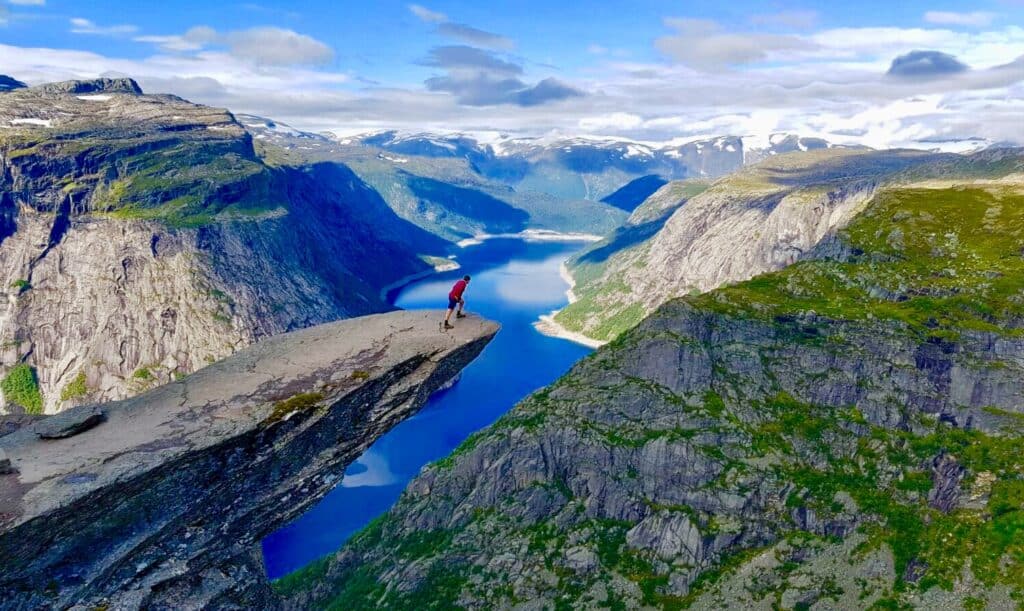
[
  {"x1": 283, "y1": 179, "x2": 1024, "y2": 609},
  {"x1": 0, "y1": 310, "x2": 498, "y2": 609},
  {"x1": 556, "y1": 149, "x2": 952, "y2": 342},
  {"x1": 0, "y1": 79, "x2": 441, "y2": 413}
]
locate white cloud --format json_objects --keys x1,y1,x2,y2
[
  {"x1": 924, "y1": 11, "x2": 997, "y2": 28},
  {"x1": 656, "y1": 18, "x2": 810, "y2": 69},
  {"x1": 409, "y1": 4, "x2": 447, "y2": 24},
  {"x1": 132, "y1": 25, "x2": 333, "y2": 66},
  {"x1": 5, "y1": 15, "x2": 1024, "y2": 151},
  {"x1": 750, "y1": 10, "x2": 820, "y2": 30},
  {"x1": 224, "y1": 27, "x2": 334, "y2": 65},
  {"x1": 69, "y1": 18, "x2": 137, "y2": 36},
  {"x1": 579, "y1": 112, "x2": 643, "y2": 131},
  {"x1": 436, "y1": 22, "x2": 513, "y2": 49},
  {"x1": 133, "y1": 34, "x2": 204, "y2": 52}
]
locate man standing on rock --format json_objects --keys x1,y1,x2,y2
[{"x1": 443, "y1": 275, "x2": 471, "y2": 330}]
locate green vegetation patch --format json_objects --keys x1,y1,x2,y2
[
  {"x1": 59, "y1": 371, "x2": 89, "y2": 402},
  {"x1": 691, "y1": 187, "x2": 1024, "y2": 340},
  {"x1": 92, "y1": 145, "x2": 275, "y2": 227},
  {"x1": 267, "y1": 391, "x2": 325, "y2": 424},
  {"x1": 2, "y1": 364, "x2": 44, "y2": 414}
]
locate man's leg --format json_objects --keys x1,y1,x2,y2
[
  {"x1": 444, "y1": 298, "x2": 456, "y2": 328},
  {"x1": 456, "y1": 299, "x2": 466, "y2": 318}
]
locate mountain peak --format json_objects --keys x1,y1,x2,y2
[{"x1": 34, "y1": 77, "x2": 142, "y2": 96}]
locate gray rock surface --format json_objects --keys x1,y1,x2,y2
[
  {"x1": 0, "y1": 310, "x2": 498, "y2": 609},
  {"x1": 556, "y1": 149, "x2": 952, "y2": 341},
  {"x1": 279, "y1": 172, "x2": 1024, "y2": 609},
  {"x1": 0, "y1": 79, "x2": 442, "y2": 413},
  {"x1": 31, "y1": 404, "x2": 104, "y2": 439}
]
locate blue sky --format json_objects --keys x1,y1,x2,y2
[{"x1": 2, "y1": 1, "x2": 1024, "y2": 147}]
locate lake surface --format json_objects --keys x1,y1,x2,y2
[{"x1": 261, "y1": 238, "x2": 592, "y2": 579}]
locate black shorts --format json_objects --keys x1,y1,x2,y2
[{"x1": 448, "y1": 297, "x2": 459, "y2": 309}]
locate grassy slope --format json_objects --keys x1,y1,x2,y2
[
  {"x1": 554, "y1": 151, "x2": 1021, "y2": 344},
  {"x1": 3, "y1": 123, "x2": 278, "y2": 228}
]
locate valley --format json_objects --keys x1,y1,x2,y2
[
  {"x1": 276, "y1": 152, "x2": 1024, "y2": 610},
  {"x1": 1, "y1": 69, "x2": 1023, "y2": 611},
  {"x1": 262, "y1": 238, "x2": 594, "y2": 578}
]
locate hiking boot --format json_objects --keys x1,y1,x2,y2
[
  {"x1": 456, "y1": 312, "x2": 467, "y2": 319},
  {"x1": 444, "y1": 321, "x2": 455, "y2": 330}
]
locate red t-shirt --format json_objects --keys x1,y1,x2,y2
[{"x1": 449, "y1": 279, "x2": 467, "y2": 300}]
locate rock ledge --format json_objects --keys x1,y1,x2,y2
[{"x1": 0, "y1": 310, "x2": 498, "y2": 609}]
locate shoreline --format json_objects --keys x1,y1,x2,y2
[
  {"x1": 378, "y1": 260, "x2": 461, "y2": 302},
  {"x1": 533, "y1": 314, "x2": 606, "y2": 349},
  {"x1": 532, "y1": 260, "x2": 608, "y2": 349}
]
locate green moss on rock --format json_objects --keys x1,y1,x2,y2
[
  {"x1": 2, "y1": 364, "x2": 44, "y2": 414},
  {"x1": 59, "y1": 371, "x2": 89, "y2": 402}
]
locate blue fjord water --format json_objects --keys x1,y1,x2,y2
[{"x1": 261, "y1": 238, "x2": 592, "y2": 579}]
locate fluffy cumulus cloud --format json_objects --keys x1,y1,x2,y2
[{"x1": 888, "y1": 50, "x2": 970, "y2": 78}]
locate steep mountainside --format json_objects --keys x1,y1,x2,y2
[
  {"x1": 601, "y1": 175, "x2": 670, "y2": 212},
  {"x1": 279, "y1": 167, "x2": 1024, "y2": 609},
  {"x1": 241, "y1": 117, "x2": 627, "y2": 241},
  {"x1": 0, "y1": 79, "x2": 444, "y2": 414},
  {"x1": 555, "y1": 149, "x2": 958, "y2": 342}
]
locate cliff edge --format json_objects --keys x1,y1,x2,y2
[{"x1": 0, "y1": 310, "x2": 498, "y2": 609}]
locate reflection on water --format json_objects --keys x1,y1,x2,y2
[
  {"x1": 339, "y1": 448, "x2": 397, "y2": 488},
  {"x1": 261, "y1": 239, "x2": 592, "y2": 578}
]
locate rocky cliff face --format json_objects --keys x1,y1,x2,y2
[
  {"x1": 0, "y1": 310, "x2": 498, "y2": 609},
  {"x1": 0, "y1": 78, "x2": 444, "y2": 414},
  {"x1": 555, "y1": 149, "x2": 956, "y2": 342},
  {"x1": 279, "y1": 172, "x2": 1024, "y2": 609}
]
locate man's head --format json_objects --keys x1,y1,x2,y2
[{"x1": 464, "y1": 275, "x2": 471, "y2": 282}]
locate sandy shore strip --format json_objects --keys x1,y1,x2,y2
[
  {"x1": 532, "y1": 260, "x2": 607, "y2": 349},
  {"x1": 533, "y1": 314, "x2": 606, "y2": 349}
]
